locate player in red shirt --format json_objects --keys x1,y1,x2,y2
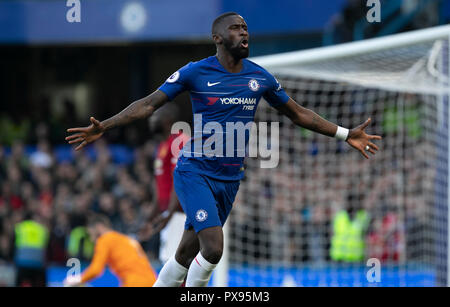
[
  {"x1": 154, "y1": 129, "x2": 185, "y2": 213},
  {"x1": 142, "y1": 105, "x2": 189, "y2": 263}
]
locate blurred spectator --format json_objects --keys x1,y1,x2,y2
[
  {"x1": 96, "y1": 192, "x2": 119, "y2": 226},
  {"x1": 9, "y1": 141, "x2": 30, "y2": 172},
  {"x1": 35, "y1": 122, "x2": 50, "y2": 141},
  {"x1": 67, "y1": 224, "x2": 94, "y2": 264},
  {"x1": 30, "y1": 140, "x2": 54, "y2": 169},
  {"x1": 53, "y1": 183, "x2": 74, "y2": 213},
  {"x1": 0, "y1": 181, "x2": 24, "y2": 211},
  {"x1": 0, "y1": 215, "x2": 14, "y2": 264},
  {"x1": 330, "y1": 190, "x2": 370, "y2": 263},
  {"x1": 0, "y1": 114, "x2": 31, "y2": 146},
  {"x1": 0, "y1": 233, "x2": 13, "y2": 263},
  {"x1": 307, "y1": 202, "x2": 330, "y2": 265},
  {"x1": 47, "y1": 211, "x2": 70, "y2": 264},
  {"x1": 116, "y1": 197, "x2": 141, "y2": 239},
  {"x1": 14, "y1": 212, "x2": 49, "y2": 287},
  {"x1": 367, "y1": 211, "x2": 405, "y2": 262}
]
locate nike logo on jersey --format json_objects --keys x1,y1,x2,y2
[{"x1": 207, "y1": 82, "x2": 221, "y2": 87}]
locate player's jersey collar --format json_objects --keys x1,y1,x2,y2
[{"x1": 212, "y1": 56, "x2": 248, "y2": 75}]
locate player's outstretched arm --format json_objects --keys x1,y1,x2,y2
[
  {"x1": 275, "y1": 98, "x2": 381, "y2": 159},
  {"x1": 65, "y1": 90, "x2": 169, "y2": 151}
]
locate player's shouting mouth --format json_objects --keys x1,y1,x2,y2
[{"x1": 240, "y1": 39, "x2": 249, "y2": 49}]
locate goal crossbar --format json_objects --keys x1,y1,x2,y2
[{"x1": 251, "y1": 25, "x2": 450, "y2": 68}]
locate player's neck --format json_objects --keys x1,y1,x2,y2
[{"x1": 215, "y1": 52, "x2": 243, "y2": 73}]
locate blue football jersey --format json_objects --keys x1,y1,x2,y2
[{"x1": 158, "y1": 55, "x2": 290, "y2": 180}]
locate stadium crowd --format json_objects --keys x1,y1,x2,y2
[
  {"x1": 0, "y1": 121, "x2": 163, "y2": 284},
  {"x1": 0, "y1": 92, "x2": 435, "y2": 286}
]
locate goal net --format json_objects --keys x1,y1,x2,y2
[{"x1": 219, "y1": 25, "x2": 450, "y2": 287}]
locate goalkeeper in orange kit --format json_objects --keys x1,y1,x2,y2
[{"x1": 63, "y1": 214, "x2": 157, "y2": 287}]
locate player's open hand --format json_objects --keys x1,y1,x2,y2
[
  {"x1": 66, "y1": 117, "x2": 105, "y2": 151},
  {"x1": 346, "y1": 118, "x2": 382, "y2": 159}
]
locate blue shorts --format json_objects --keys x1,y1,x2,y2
[{"x1": 173, "y1": 169, "x2": 240, "y2": 233}]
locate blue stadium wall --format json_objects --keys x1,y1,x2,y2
[
  {"x1": 47, "y1": 264, "x2": 436, "y2": 287},
  {"x1": 0, "y1": 0, "x2": 346, "y2": 44}
]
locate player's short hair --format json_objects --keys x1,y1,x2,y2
[
  {"x1": 212, "y1": 12, "x2": 240, "y2": 35},
  {"x1": 87, "y1": 213, "x2": 112, "y2": 229}
]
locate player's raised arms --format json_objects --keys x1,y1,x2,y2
[
  {"x1": 275, "y1": 98, "x2": 382, "y2": 159},
  {"x1": 65, "y1": 89, "x2": 169, "y2": 151}
]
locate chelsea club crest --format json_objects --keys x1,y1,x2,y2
[
  {"x1": 248, "y1": 79, "x2": 260, "y2": 92},
  {"x1": 195, "y1": 209, "x2": 208, "y2": 222}
]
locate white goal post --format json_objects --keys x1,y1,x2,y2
[{"x1": 214, "y1": 25, "x2": 450, "y2": 287}]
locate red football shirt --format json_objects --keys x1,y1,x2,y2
[{"x1": 154, "y1": 132, "x2": 189, "y2": 211}]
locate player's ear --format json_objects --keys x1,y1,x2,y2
[{"x1": 212, "y1": 33, "x2": 223, "y2": 45}]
